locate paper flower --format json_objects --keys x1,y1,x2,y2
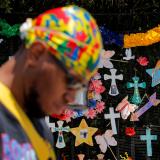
[
  {"x1": 89, "y1": 80, "x2": 105, "y2": 94},
  {"x1": 125, "y1": 127, "x2": 136, "y2": 137},
  {"x1": 93, "y1": 72, "x2": 101, "y2": 80},
  {"x1": 85, "y1": 108, "x2": 96, "y2": 119},
  {"x1": 137, "y1": 56, "x2": 149, "y2": 66},
  {"x1": 96, "y1": 101, "x2": 105, "y2": 113},
  {"x1": 51, "y1": 109, "x2": 74, "y2": 122}
]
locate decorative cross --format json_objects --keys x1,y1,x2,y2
[
  {"x1": 126, "y1": 76, "x2": 146, "y2": 105},
  {"x1": 130, "y1": 92, "x2": 160, "y2": 121},
  {"x1": 104, "y1": 107, "x2": 120, "y2": 134},
  {"x1": 45, "y1": 117, "x2": 70, "y2": 148},
  {"x1": 140, "y1": 128, "x2": 157, "y2": 157},
  {"x1": 104, "y1": 68, "x2": 123, "y2": 96}
]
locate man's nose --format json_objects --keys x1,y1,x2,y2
[
  {"x1": 64, "y1": 89, "x2": 77, "y2": 104},
  {"x1": 66, "y1": 87, "x2": 88, "y2": 106}
]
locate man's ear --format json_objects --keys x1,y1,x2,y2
[{"x1": 25, "y1": 42, "x2": 48, "y2": 67}]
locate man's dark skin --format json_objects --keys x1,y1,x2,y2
[{"x1": 0, "y1": 42, "x2": 82, "y2": 117}]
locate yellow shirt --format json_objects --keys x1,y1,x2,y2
[{"x1": 0, "y1": 81, "x2": 56, "y2": 160}]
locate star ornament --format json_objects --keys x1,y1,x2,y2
[
  {"x1": 146, "y1": 60, "x2": 160, "y2": 87},
  {"x1": 70, "y1": 119, "x2": 98, "y2": 146}
]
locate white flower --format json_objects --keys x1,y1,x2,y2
[{"x1": 20, "y1": 18, "x2": 32, "y2": 39}]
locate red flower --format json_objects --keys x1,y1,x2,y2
[
  {"x1": 125, "y1": 127, "x2": 136, "y2": 137},
  {"x1": 137, "y1": 56, "x2": 149, "y2": 66}
]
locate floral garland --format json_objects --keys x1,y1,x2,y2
[
  {"x1": 124, "y1": 25, "x2": 160, "y2": 48},
  {"x1": 1, "y1": 18, "x2": 160, "y2": 48},
  {"x1": 0, "y1": 19, "x2": 20, "y2": 38},
  {"x1": 51, "y1": 72, "x2": 106, "y2": 122},
  {"x1": 100, "y1": 25, "x2": 160, "y2": 48}
]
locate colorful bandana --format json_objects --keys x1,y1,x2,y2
[{"x1": 20, "y1": 5, "x2": 103, "y2": 80}]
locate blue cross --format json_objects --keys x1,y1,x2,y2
[
  {"x1": 140, "y1": 128, "x2": 157, "y2": 157},
  {"x1": 126, "y1": 76, "x2": 146, "y2": 105}
]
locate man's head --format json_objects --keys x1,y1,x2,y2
[{"x1": 14, "y1": 5, "x2": 103, "y2": 116}]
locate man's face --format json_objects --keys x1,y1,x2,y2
[{"x1": 24, "y1": 43, "x2": 85, "y2": 117}]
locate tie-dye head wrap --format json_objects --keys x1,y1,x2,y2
[{"x1": 20, "y1": 5, "x2": 103, "y2": 80}]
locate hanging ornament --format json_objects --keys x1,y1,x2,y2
[
  {"x1": 95, "y1": 130, "x2": 118, "y2": 160},
  {"x1": 146, "y1": 60, "x2": 160, "y2": 87},
  {"x1": 98, "y1": 49, "x2": 115, "y2": 69},
  {"x1": 45, "y1": 117, "x2": 70, "y2": 148},
  {"x1": 123, "y1": 48, "x2": 135, "y2": 61},
  {"x1": 140, "y1": 128, "x2": 157, "y2": 157},
  {"x1": 126, "y1": 76, "x2": 146, "y2": 105},
  {"x1": 137, "y1": 56, "x2": 149, "y2": 66},
  {"x1": 104, "y1": 107, "x2": 120, "y2": 135},
  {"x1": 125, "y1": 127, "x2": 136, "y2": 137},
  {"x1": 116, "y1": 96, "x2": 138, "y2": 120},
  {"x1": 97, "y1": 154, "x2": 105, "y2": 160},
  {"x1": 70, "y1": 119, "x2": 98, "y2": 146},
  {"x1": 104, "y1": 68, "x2": 123, "y2": 96}
]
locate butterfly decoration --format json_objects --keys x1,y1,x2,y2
[
  {"x1": 123, "y1": 48, "x2": 135, "y2": 61},
  {"x1": 116, "y1": 96, "x2": 138, "y2": 119},
  {"x1": 98, "y1": 49, "x2": 115, "y2": 69},
  {"x1": 146, "y1": 60, "x2": 160, "y2": 87},
  {"x1": 95, "y1": 130, "x2": 117, "y2": 153}
]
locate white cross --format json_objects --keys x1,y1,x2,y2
[
  {"x1": 104, "y1": 107, "x2": 120, "y2": 134},
  {"x1": 104, "y1": 68, "x2": 123, "y2": 96},
  {"x1": 45, "y1": 116, "x2": 55, "y2": 132},
  {"x1": 45, "y1": 117, "x2": 70, "y2": 148}
]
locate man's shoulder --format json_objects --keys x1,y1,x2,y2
[
  {"x1": 0, "y1": 104, "x2": 38, "y2": 159},
  {"x1": 0, "y1": 103, "x2": 29, "y2": 139},
  {"x1": 0, "y1": 103, "x2": 19, "y2": 129}
]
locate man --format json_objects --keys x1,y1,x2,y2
[{"x1": 0, "y1": 5, "x2": 102, "y2": 160}]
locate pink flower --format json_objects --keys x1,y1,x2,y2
[
  {"x1": 125, "y1": 127, "x2": 136, "y2": 137},
  {"x1": 63, "y1": 109, "x2": 75, "y2": 122},
  {"x1": 96, "y1": 101, "x2": 105, "y2": 113},
  {"x1": 85, "y1": 109, "x2": 96, "y2": 119},
  {"x1": 137, "y1": 56, "x2": 149, "y2": 66},
  {"x1": 91, "y1": 80, "x2": 105, "y2": 93},
  {"x1": 96, "y1": 85, "x2": 105, "y2": 94}
]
